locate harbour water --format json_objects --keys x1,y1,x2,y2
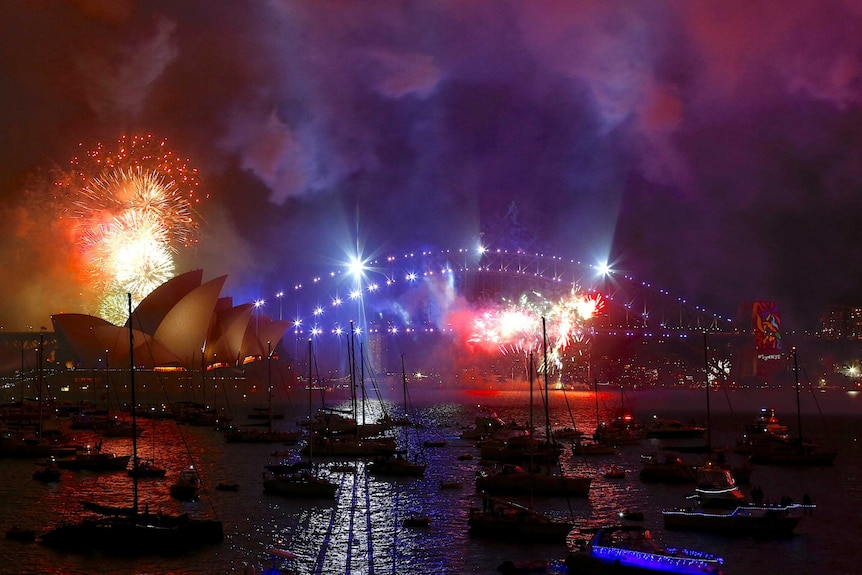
[{"x1": 1, "y1": 387, "x2": 859, "y2": 575}]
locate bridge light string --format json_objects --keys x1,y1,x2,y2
[{"x1": 270, "y1": 245, "x2": 732, "y2": 342}]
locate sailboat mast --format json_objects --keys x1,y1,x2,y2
[
  {"x1": 793, "y1": 347, "x2": 803, "y2": 445},
  {"x1": 529, "y1": 353, "x2": 534, "y2": 435},
  {"x1": 401, "y1": 354, "x2": 407, "y2": 418},
  {"x1": 267, "y1": 340, "x2": 273, "y2": 433},
  {"x1": 37, "y1": 331, "x2": 44, "y2": 438},
  {"x1": 541, "y1": 317, "x2": 551, "y2": 442},
  {"x1": 308, "y1": 338, "x2": 314, "y2": 462},
  {"x1": 349, "y1": 320, "x2": 357, "y2": 424},
  {"x1": 128, "y1": 293, "x2": 139, "y2": 518},
  {"x1": 594, "y1": 378, "x2": 600, "y2": 431},
  {"x1": 703, "y1": 333, "x2": 712, "y2": 453},
  {"x1": 360, "y1": 342, "x2": 366, "y2": 426}
]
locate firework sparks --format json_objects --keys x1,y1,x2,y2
[
  {"x1": 468, "y1": 289, "x2": 604, "y2": 375},
  {"x1": 57, "y1": 135, "x2": 204, "y2": 324}
]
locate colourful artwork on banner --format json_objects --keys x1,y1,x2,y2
[{"x1": 752, "y1": 301, "x2": 781, "y2": 351}]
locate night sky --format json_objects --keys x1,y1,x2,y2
[{"x1": 2, "y1": 0, "x2": 861, "y2": 331}]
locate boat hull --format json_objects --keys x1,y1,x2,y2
[
  {"x1": 476, "y1": 472, "x2": 591, "y2": 497},
  {"x1": 263, "y1": 475, "x2": 338, "y2": 498},
  {"x1": 38, "y1": 516, "x2": 224, "y2": 555},
  {"x1": 662, "y1": 506, "x2": 802, "y2": 538}
]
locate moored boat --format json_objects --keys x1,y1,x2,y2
[
  {"x1": 32, "y1": 457, "x2": 61, "y2": 482},
  {"x1": 128, "y1": 456, "x2": 167, "y2": 478},
  {"x1": 38, "y1": 294, "x2": 224, "y2": 556},
  {"x1": 689, "y1": 464, "x2": 746, "y2": 508},
  {"x1": 368, "y1": 453, "x2": 426, "y2": 477},
  {"x1": 468, "y1": 496, "x2": 573, "y2": 543},
  {"x1": 644, "y1": 417, "x2": 706, "y2": 439},
  {"x1": 224, "y1": 426, "x2": 302, "y2": 444},
  {"x1": 638, "y1": 453, "x2": 695, "y2": 483},
  {"x1": 476, "y1": 463, "x2": 591, "y2": 497},
  {"x1": 38, "y1": 513, "x2": 223, "y2": 554},
  {"x1": 662, "y1": 503, "x2": 810, "y2": 538},
  {"x1": 263, "y1": 469, "x2": 338, "y2": 498},
  {"x1": 170, "y1": 468, "x2": 202, "y2": 500},
  {"x1": 403, "y1": 516, "x2": 431, "y2": 528},
  {"x1": 565, "y1": 525, "x2": 724, "y2": 574},
  {"x1": 740, "y1": 350, "x2": 838, "y2": 466},
  {"x1": 572, "y1": 439, "x2": 617, "y2": 456},
  {"x1": 5, "y1": 526, "x2": 37, "y2": 542},
  {"x1": 56, "y1": 444, "x2": 131, "y2": 471}
]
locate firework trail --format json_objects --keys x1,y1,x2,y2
[{"x1": 56, "y1": 134, "x2": 204, "y2": 324}]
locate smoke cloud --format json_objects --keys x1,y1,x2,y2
[{"x1": 1, "y1": 0, "x2": 861, "y2": 330}]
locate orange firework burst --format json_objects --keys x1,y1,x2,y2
[{"x1": 55, "y1": 134, "x2": 205, "y2": 324}]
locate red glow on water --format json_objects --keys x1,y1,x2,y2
[{"x1": 461, "y1": 389, "x2": 503, "y2": 398}]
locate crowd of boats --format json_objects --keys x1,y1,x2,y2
[
  {"x1": 0, "y1": 333, "x2": 837, "y2": 574},
  {"x1": 0, "y1": 387, "x2": 833, "y2": 574}
]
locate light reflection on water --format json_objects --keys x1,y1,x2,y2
[{"x1": 0, "y1": 388, "x2": 859, "y2": 574}]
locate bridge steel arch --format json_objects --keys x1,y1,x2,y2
[{"x1": 271, "y1": 246, "x2": 744, "y2": 388}]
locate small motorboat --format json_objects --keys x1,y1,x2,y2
[
  {"x1": 32, "y1": 457, "x2": 61, "y2": 482},
  {"x1": 603, "y1": 466, "x2": 626, "y2": 479},
  {"x1": 566, "y1": 525, "x2": 724, "y2": 574},
  {"x1": 170, "y1": 468, "x2": 202, "y2": 501},
  {"x1": 128, "y1": 457, "x2": 167, "y2": 478}
]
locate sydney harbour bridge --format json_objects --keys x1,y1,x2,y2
[
  {"x1": 268, "y1": 245, "x2": 752, "y2": 390},
  {"x1": 2, "y1": 245, "x2": 780, "y2": 396}
]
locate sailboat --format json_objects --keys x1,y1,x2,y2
[
  {"x1": 468, "y1": 494, "x2": 573, "y2": 543},
  {"x1": 38, "y1": 294, "x2": 224, "y2": 555},
  {"x1": 128, "y1": 419, "x2": 166, "y2": 478},
  {"x1": 571, "y1": 380, "x2": 617, "y2": 456},
  {"x1": 224, "y1": 342, "x2": 301, "y2": 444},
  {"x1": 263, "y1": 339, "x2": 338, "y2": 499},
  {"x1": 747, "y1": 347, "x2": 837, "y2": 466},
  {"x1": 477, "y1": 351, "x2": 590, "y2": 497},
  {"x1": 301, "y1": 324, "x2": 397, "y2": 457},
  {"x1": 368, "y1": 355, "x2": 426, "y2": 477}
]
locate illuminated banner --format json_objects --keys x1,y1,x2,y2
[{"x1": 752, "y1": 301, "x2": 781, "y2": 352}]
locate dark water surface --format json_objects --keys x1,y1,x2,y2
[{"x1": 1, "y1": 388, "x2": 859, "y2": 574}]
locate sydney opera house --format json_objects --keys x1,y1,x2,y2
[{"x1": 50, "y1": 270, "x2": 293, "y2": 399}]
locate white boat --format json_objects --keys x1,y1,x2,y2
[
  {"x1": 566, "y1": 525, "x2": 724, "y2": 574},
  {"x1": 688, "y1": 464, "x2": 746, "y2": 508},
  {"x1": 662, "y1": 503, "x2": 810, "y2": 538}
]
